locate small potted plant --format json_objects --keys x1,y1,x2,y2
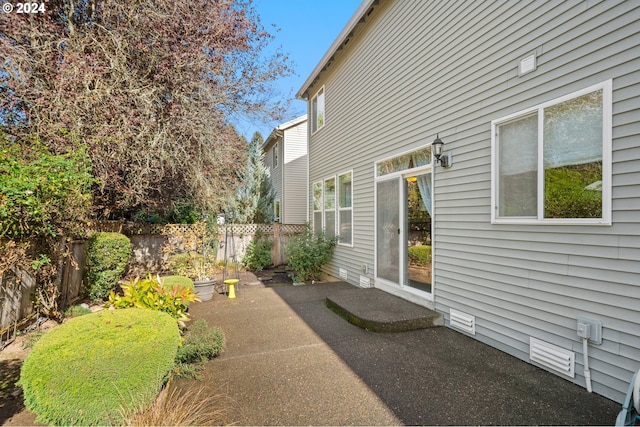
[{"x1": 163, "y1": 222, "x2": 219, "y2": 301}]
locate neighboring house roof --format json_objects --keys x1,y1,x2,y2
[
  {"x1": 296, "y1": 0, "x2": 378, "y2": 100},
  {"x1": 263, "y1": 114, "x2": 307, "y2": 152}
]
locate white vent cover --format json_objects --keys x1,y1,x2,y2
[
  {"x1": 450, "y1": 309, "x2": 475, "y2": 335},
  {"x1": 339, "y1": 268, "x2": 348, "y2": 280},
  {"x1": 529, "y1": 337, "x2": 575, "y2": 378},
  {"x1": 519, "y1": 53, "x2": 536, "y2": 75},
  {"x1": 359, "y1": 275, "x2": 371, "y2": 288}
]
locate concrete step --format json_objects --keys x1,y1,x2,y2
[{"x1": 326, "y1": 287, "x2": 443, "y2": 332}]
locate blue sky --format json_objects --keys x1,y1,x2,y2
[{"x1": 234, "y1": 0, "x2": 362, "y2": 140}]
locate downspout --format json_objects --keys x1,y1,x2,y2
[{"x1": 582, "y1": 337, "x2": 592, "y2": 393}]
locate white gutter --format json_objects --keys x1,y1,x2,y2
[{"x1": 295, "y1": 0, "x2": 377, "y2": 100}]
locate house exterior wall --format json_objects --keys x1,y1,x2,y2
[
  {"x1": 282, "y1": 121, "x2": 308, "y2": 224},
  {"x1": 304, "y1": 0, "x2": 640, "y2": 403},
  {"x1": 264, "y1": 136, "x2": 283, "y2": 219}
]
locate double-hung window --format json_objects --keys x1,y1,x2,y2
[
  {"x1": 313, "y1": 182, "x2": 323, "y2": 234},
  {"x1": 324, "y1": 177, "x2": 336, "y2": 238},
  {"x1": 311, "y1": 86, "x2": 325, "y2": 133},
  {"x1": 338, "y1": 171, "x2": 353, "y2": 245},
  {"x1": 491, "y1": 81, "x2": 612, "y2": 224}
]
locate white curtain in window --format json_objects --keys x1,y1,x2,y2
[{"x1": 416, "y1": 173, "x2": 432, "y2": 216}]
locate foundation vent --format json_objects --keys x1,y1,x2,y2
[
  {"x1": 339, "y1": 268, "x2": 348, "y2": 280},
  {"x1": 529, "y1": 337, "x2": 575, "y2": 378},
  {"x1": 359, "y1": 275, "x2": 371, "y2": 288},
  {"x1": 449, "y1": 309, "x2": 475, "y2": 335}
]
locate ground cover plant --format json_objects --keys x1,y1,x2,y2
[{"x1": 18, "y1": 309, "x2": 180, "y2": 426}]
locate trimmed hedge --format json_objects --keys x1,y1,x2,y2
[
  {"x1": 87, "y1": 232, "x2": 132, "y2": 301},
  {"x1": 19, "y1": 309, "x2": 180, "y2": 426}
]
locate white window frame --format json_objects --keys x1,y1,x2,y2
[
  {"x1": 311, "y1": 86, "x2": 325, "y2": 134},
  {"x1": 337, "y1": 170, "x2": 353, "y2": 247},
  {"x1": 491, "y1": 80, "x2": 612, "y2": 225}
]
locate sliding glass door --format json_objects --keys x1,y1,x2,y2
[{"x1": 376, "y1": 178, "x2": 400, "y2": 283}]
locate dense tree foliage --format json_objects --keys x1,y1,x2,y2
[
  {"x1": 234, "y1": 131, "x2": 275, "y2": 223},
  {"x1": 0, "y1": 0, "x2": 292, "y2": 219}
]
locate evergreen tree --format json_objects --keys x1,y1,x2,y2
[{"x1": 235, "y1": 132, "x2": 275, "y2": 223}]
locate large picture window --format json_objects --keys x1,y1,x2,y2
[
  {"x1": 311, "y1": 87, "x2": 325, "y2": 133},
  {"x1": 491, "y1": 81, "x2": 611, "y2": 224}
]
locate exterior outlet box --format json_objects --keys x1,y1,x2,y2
[{"x1": 577, "y1": 316, "x2": 603, "y2": 345}]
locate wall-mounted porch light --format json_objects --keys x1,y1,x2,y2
[{"x1": 432, "y1": 134, "x2": 451, "y2": 168}]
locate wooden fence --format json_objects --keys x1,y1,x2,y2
[{"x1": 0, "y1": 223, "x2": 305, "y2": 343}]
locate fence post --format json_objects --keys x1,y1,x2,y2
[{"x1": 273, "y1": 222, "x2": 281, "y2": 266}]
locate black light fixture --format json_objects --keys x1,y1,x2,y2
[{"x1": 432, "y1": 134, "x2": 451, "y2": 168}]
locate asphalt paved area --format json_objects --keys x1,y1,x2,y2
[{"x1": 181, "y1": 280, "x2": 620, "y2": 425}]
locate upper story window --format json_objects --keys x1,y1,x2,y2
[
  {"x1": 273, "y1": 142, "x2": 279, "y2": 168},
  {"x1": 311, "y1": 86, "x2": 325, "y2": 133},
  {"x1": 491, "y1": 80, "x2": 612, "y2": 225}
]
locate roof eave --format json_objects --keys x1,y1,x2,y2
[
  {"x1": 262, "y1": 114, "x2": 308, "y2": 151},
  {"x1": 295, "y1": 0, "x2": 378, "y2": 100}
]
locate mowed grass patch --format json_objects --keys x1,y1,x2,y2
[{"x1": 19, "y1": 308, "x2": 180, "y2": 426}]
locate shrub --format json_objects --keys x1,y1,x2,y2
[
  {"x1": 544, "y1": 163, "x2": 602, "y2": 218},
  {"x1": 0, "y1": 139, "x2": 94, "y2": 240},
  {"x1": 87, "y1": 232, "x2": 132, "y2": 301},
  {"x1": 162, "y1": 222, "x2": 218, "y2": 281},
  {"x1": 160, "y1": 275, "x2": 195, "y2": 291},
  {"x1": 107, "y1": 275, "x2": 200, "y2": 322},
  {"x1": 166, "y1": 252, "x2": 218, "y2": 282},
  {"x1": 174, "y1": 319, "x2": 225, "y2": 379},
  {"x1": 176, "y1": 319, "x2": 225, "y2": 364},
  {"x1": 18, "y1": 309, "x2": 180, "y2": 426},
  {"x1": 286, "y1": 225, "x2": 338, "y2": 282},
  {"x1": 408, "y1": 245, "x2": 432, "y2": 266},
  {"x1": 242, "y1": 235, "x2": 273, "y2": 271}
]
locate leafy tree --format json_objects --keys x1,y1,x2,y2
[
  {"x1": 0, "y1": 130, "x2": 95, "y2": 320},
  {"x1": 234, "y1": 131, "x2": 276, "y2": 223},
  {"x1": 0, "y1": 0, "x2": 292, "y2": 219}
]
